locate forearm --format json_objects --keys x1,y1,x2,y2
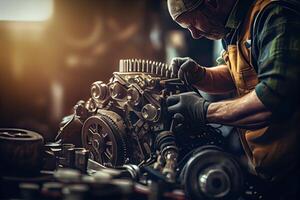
[
  {"x1": 193, "y1": 65, "x2": 236, "y2": 94},
  {"x1": 206, "y1": 90, "x2": 271, "y2": 129}
]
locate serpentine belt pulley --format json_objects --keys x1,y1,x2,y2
[
  {"x1": 181, "y1": 145, "x2": 243, "y2": 200},
  {"x1": 81, "y1": 110, "x2": 127, "y2": 167},
  {"x1": 0, "y1": 128, "x2": 44, "y2": 176}
]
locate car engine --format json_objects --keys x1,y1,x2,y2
[{"x1": 56, "y1": 59, "x2": 225, "y2": 168}]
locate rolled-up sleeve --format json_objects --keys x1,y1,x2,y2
[{"x1": 253, "y1": 3, "x2": 300, "y2": 119}]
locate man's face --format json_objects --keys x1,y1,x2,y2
[{"x1": 175, "y1": 8, "x2": 227, "y2": 40}]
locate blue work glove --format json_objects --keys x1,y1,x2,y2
[
  {"x1": 166, "y1": 92, "x2": 210, "y2": 128},
  {"x1": 170, "y1": 57, "x2": 206, "y2": 85}
]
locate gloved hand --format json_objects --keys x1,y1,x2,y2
[
  {"x1": 170, "y1": 57, "x2": 206, "y2": 85},
  {"x1": 166, "y1": 92, "x2": 210, "y2": 129}
]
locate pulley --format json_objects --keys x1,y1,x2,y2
[
  {"x1": 81, "y1": 111, "x2": 127, "y2": 167},
  {"x1": 181, "y1": 145, "x2": 243, "y2": 200}
]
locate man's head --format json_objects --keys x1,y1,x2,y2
[{"x1": 167, "y1": 0, "x2": 236, "y2": 40}]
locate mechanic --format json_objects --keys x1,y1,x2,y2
[{"x1": 166, "y1": 0, "x2": 300, "y2": 199}]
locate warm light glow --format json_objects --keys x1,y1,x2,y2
[{"x1": 0, "y1": 0, "x2": 53, "y2": 21}]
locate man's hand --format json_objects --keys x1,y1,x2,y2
[
  {"x1": 170, "y1": 57, "x2": 206, "y2": 84},
  {"x1": 166, "y1": 92, "x2": 210, "y2": 128}
]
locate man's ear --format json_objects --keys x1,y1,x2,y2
[{"x1": 206, "y1": 0, "x2": 218, "y2": 9}]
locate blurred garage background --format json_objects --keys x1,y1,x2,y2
[{"x1": 0, "y1": 0, "x2": 224, "y2": 142}]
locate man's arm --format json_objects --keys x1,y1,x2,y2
[
  {"x1": 206, "y1": 90, "x2": 271, "y2": 129},
  {"x1": 193, "y1": 64, "x2": 236, "y2": 94},
  {"x1": 206, "y1": 2, "x2": 300, "y2": 127}
]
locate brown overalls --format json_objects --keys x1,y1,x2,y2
[{"x1": 222, "y1": 0, "x2": 299, "y2": 181}]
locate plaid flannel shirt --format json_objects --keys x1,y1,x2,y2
[{"x1": 220, "y1": 0, "x2": 300, "y2": 120}]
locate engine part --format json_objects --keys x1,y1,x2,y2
[
  {"x1": 154, "y1": 113, "x2": 184, "y2": 182},
  {"x1": 155, "y1": 130, "x2": 178, "y2": 183},
  {"x1": 91, "y1": 81, "x2": 110, "y2": 102},
  {"x1": 122, "y1": 164, "x2": 140, "y2": 181},
  {"x1": 141, "y1": 104, "x2": 159, "y2": 122},
  {"x1": 127, "y1": 86, "x2": 141, "y2": 106},
  {"x1": 56, "y1": 114, "x2": 84, "y2": 147},
  {"x1": 0, "y1": 128, "x2": 44, "y2": 176},
  {"x1": 111, "y1": 82, "x2": 127, "y2": 100},
  {"x1": 81, "y1": 111, "x2": 127, "y2": 167},
  {"x1": 75, "y1": 148, "x2": 90, "y2": 173},
  {"x1": 181, "y1": 146, "x2": 243, "y2": 200},
  {"x1": 60, "y1": 144, "x2": 75, "y2": 168}
]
